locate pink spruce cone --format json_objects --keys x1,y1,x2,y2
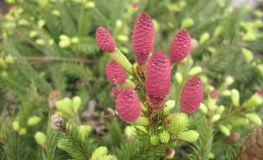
[
  {"x1": 180, "y1": 76, "x2": 204, "y2": 114},
  {"x1": 209, "y1": 89, "x2": 218, "y2": 99},
  {"x1": 132, "y1": 12, "x2": 155, "y2": 65},
  {"x1": 115, "y1": 87, "x2": 141, "y2": 122},
  {"x1": 145, "y1": 50, "x2": 171, "y2": 109},
  {"x1": 95, "y1": 27, "x2": 116, "y2": 52},
  {"x1": 169, "y1": 29, "x2": 191, "y2": 64},
  {"x1": 106, "y1": 60, "x2": 126, "y2": 84},
  {"x1": 258, "y1": 89, "x2": 263, "y2": 97}
]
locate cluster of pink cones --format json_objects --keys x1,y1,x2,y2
[{"x1": 96, "y1": 12, "x2": 204, "y2": 122}]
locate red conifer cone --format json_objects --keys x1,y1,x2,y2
[
  {"x1": 145, "y1": 50, "x2": 171, "y2": 109},
  {"x1": 132, "y1": 12, "x2": 155, "y2": 65},
  {"x1": 115, "y1": 87, "x2": 141, "y2": 122},
  {"x1": 95, "y1": 27, "x2": 116, "y2": 52},
  {"x1": 169, "y1": 29, "x2": 191, "y2": 64},
  {"x1": 180, "y1": 76, "x2": 204, "y2": 114},
  {"x1": 106, "y1": 60, "x2": 126, "y2": 84}
]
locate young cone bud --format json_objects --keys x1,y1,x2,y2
[
  {"x1": 91, "y1": 146, "x2": 108, "y2": 160},
  {"x1": 181, "y1": 18, "x2": 194, "y2": 28},
  {"x1": 34, "y1": 132, "x2": 46, "y2": 146},
  {"x1": 95, "y1": 27, "x2": 116, "y2": 52},
  {"x1": 79, "y1": 125, "x2": 92, "y2": 141},
  {"x1": 132, "y1": 116, "x2": 149, "y2": 126},
  {"x1": 219, "y1": 124, "x2": 231, "y2": 136},
  {"x1": 243, "y1": 89, "x2": 263, "y2": 109},
  {"x1": 150, "y1": 135, "x2": 160, "y2": 145},
  {"x1": 132, "y1": 12, "x2": 154, "y2": 65},
  {"x1": 99, "y1": 155, "x2": 117, "y2": 160},
  {"x1": 242, "y1": 48, "x2": 253, "y2": 63},
  {"x1": 27, "y1": 116, "x2": 41, "y2": 126},
  {"x1": 175, "y1": 72, "x2": 183, "y2": 84},
  {"x1": 168, "y1": 112, "x2": 188, "y2": 135},
  {"x1": 106, "y1": 60, "x2": 126, "y2": 84},
  {"x1": 198, "y1": 103, "x2": 208, "y2": 114},
  {"x1": 163, "y1": 100, "x2": 176, "y2": 115},
  {"x1": 115, "y1": 87, "x2": 141, "y2": 122},
  {"x1": 169, "y1": 29, "x2": 191, "y2": 64},
  {"x1": 180, "y1": 76, "x2": 204, "y2": 114},
  {"x1": 211, "y1": 114, "x2": 221, "y2": 122},
  {"x1": 199, "y1": 32, "x2": 210, "y2": 44},
  {"x1": 12, "y1": 121, "x2": 20, "y2": 131},
  {"x1": 188, "y1": 66, "x2": 202, "y2": 76},
  {"x1": 19, "y1": 128, "x2": 27, "y2": 135},
  {"x1": 145, "y1": 50, "x2": 171, "y2": 109},
  {"x1": 159, "y1": 131, "x2": 170, "y2": 143},
  {"x1": 72, "y1": 96, "x2": 81, "y2": 112},
  {"x1": 216, "y1": 105, "x2": 225, "y2": 114},
  {"x1": 231, "y1": 89, "x2": 240, "y2": 106},
  {"x1": 207, "y1": 89, "x2": 218, "y2": 110},
  {"x1": 165, "y1": 148, "x2": 175, "y2": 159},
  {"x1": 178, "y1": 130, "x2": 199, "y2": 142},
  {"x1": 245, "y1": 113, "x2": 262, "y2": 126}
]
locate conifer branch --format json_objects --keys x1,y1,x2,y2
[{"x1": 23, "y1": 56, "x2": 96, "y2": 64}]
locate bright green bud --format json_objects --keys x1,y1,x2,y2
[
  {"x1": 258, "y1": 64, "x2": 263, "y2": 77},
  {"x1": 56, "y1": 98, "x2": 72, "y2": 114},
  {"x1": 27, "y1": 116, "x2": 41, "y2": 126},
  {"x1": 108, "y1": 48, "x2": 133, "y2": 74},
  {"x1": 125, "y1": 126, "x2": 136, "y2": 138},
  {"x1": 117, "y1": 35, "x2": 128, "y2": 42},
  {"x1": 119, "y1": 79, "x2": 136, "y2": 89},
  {"x1": 85, "y1": 2, "x2": 95, "y2": 9},
  {"x1": 213, "y1": 26, "x2": 223, "y2": 37},
  {"x1": 49, "y1": 39, "x2": 54, "y2": 46},
  {"x1": 188, "y1": 66, "x2": 202, "y2": 76},
  {"x1": 1, "y1": 71, "x2": 8, "y2": 79},
  {"x1": 18, "y1": 19, "x2": 29, "y2": 26},
  {"x1": 115, "y1": 20, "x2": 122, "y2": 29},
  {"x1": 219, "y1": 124, "x2": 230, "y2": 136},
  {"x1": 175, "y1": 72, "x2": 183, "y2": 85},
  {"x1": 178, "y1": 130, "x2": 199, "y2": 142},
  {"x1": 29, "y1": 31, "x2": 38, "y2": 38},
  {"x1": 198, "y1": 103, "x2": 208, "y2": 114},
  {"x1": 34, "y1": 132, "x2": 46, "y2": 146},
  {"x1": 19, "y1": 128, "x2": 27, "y2": 135},
  {"x1": 60, "y1": 35, "x2": 70, "y2": 41},
  {"x1": 242, "y1": 32, "x2": 256, "y2": 41},
  {"x1": 199, "y1": 32, "x2": 210, "y2": 44},
  {"x1": 132, "y1": 117, "x2": 149, "y2": 126},
  {"x1": 253, "y1": 20, "x2": 263, "y2": 29},
  {"x1": 222, "y1": 90, "x2": 231, "y2": 96},
  {"x1": 119, "y1": 47, "x2": 129, "y2": 54},
  {"x1": 153, "y1": 19, "x2": 160, "y2": 32},
  {"x1": 150, "y1": 135, "x2": 159, "y2": 145},
  {"x1": 159, "y1": 131, "x2": 170, "y2": 143},
  {"x1": 199, "y1": 75, "x2": 208, "y2": 84},
  {"x1": 12, "y1": 121, "x2": 20, "y2": 131},
  {"x1": 245, "y1": 113, "x2": 262, "y2": 126},
  {"x1": 38, "y1": 20, "x2": 45, "y2": 28},
  {"x1": 59, "y1": 40, "x2": 71, "y2": 48},
  {"x1": 91, "y1": 146, "x2": 108, "y2": 160},
  {"x1": 71, "y1": 37, "x2": 79, "y2": 44},
  {"x1": 209, "y1": 152, "x2": 215, "y2": 159},
  {"x1": 134, "y1": 126, "x2": 148, "y2": 134},
  {"x1": 72, "y1": 96, "x2": 81, "y2": 112},
  {"x1": 231, "y1": 89, "x2": 240, "y2": 106},
  {"x1": 225, "y1": 76, "x2": 235, "y2": 86},
  {"x1": 36, "y1": 39, "x2": 45, "y2": 46},
  {"x1": 181, "y1": 18, "x2": 194, "y2": 29},
  {"x1": 168, "y1": 22, "x2": 174, "y2": 29},
  {"x1": 127, "y1": 3, "x2": 137, "y2": 15},
  {"x1": 242, "y1": 48, "x2": 253, "y2": 63},
  {"x1": 231, "y1": 118, "x2": 248, "y2": 128},
  {"x1": 99, "y1": 155, "x2": 117, "y2": 160},
  {"x1": 211, "y1": 114, "x2": 221, "y2": 122},
  {"x1": 244, "y1": 92, "x2": 263, "y2": 109},
  {"x1": 38, "y1": 0, "x2": 48, "y2": 6},
  {"x1": 5, "y1": 55, "x2": 14, "y2": 64},
  {"x1": 216, "y1": 105, "x2": 225, "y2": 114},
  {"x1": 79, "y1": 125, "x2": 92, "y2": 141},
  {"x1": 168, "y1": 113, "x2": 188, "y2": 135},
  {"x1": 178, "y1": 1, "x2": 186, "y2": 9},
  {"x1": 51, "y1": 10, "x2": 60, "y2": 16},
  {"x1": 253, "y1": 10, "x2": 263, "y2": 17},
  {"x1": 163, "y1": 100, "x2": 175, "y2": 116},
  {"x1": 207, "y1": 47, "x2": 216, "y2": 54}
]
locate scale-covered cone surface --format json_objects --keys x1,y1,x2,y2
[
  {"x1": 169, "y1": 29, "x2": 191, "y2": 64},
  {"x1": 132, "y1": 12, "x2": 154, "y2": 65},
  {"x1": 115, "y1": 87, "x2": 141, "y2": 122},
  {"x1": 96, "y1": 27, "x2": 116, "y2": 52},
  {"x1": 237, "y1": 125, "x2": 263, "y2": 160},
  {"x1": 106, "y1": 60, "x2": 126, "y2": 84},
  {"x1": 180, "y1": 76, "x2": 204, "y2": 114},
  {"x1": 145, "y1": 50, "x2": 171, "y2": 109}
]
